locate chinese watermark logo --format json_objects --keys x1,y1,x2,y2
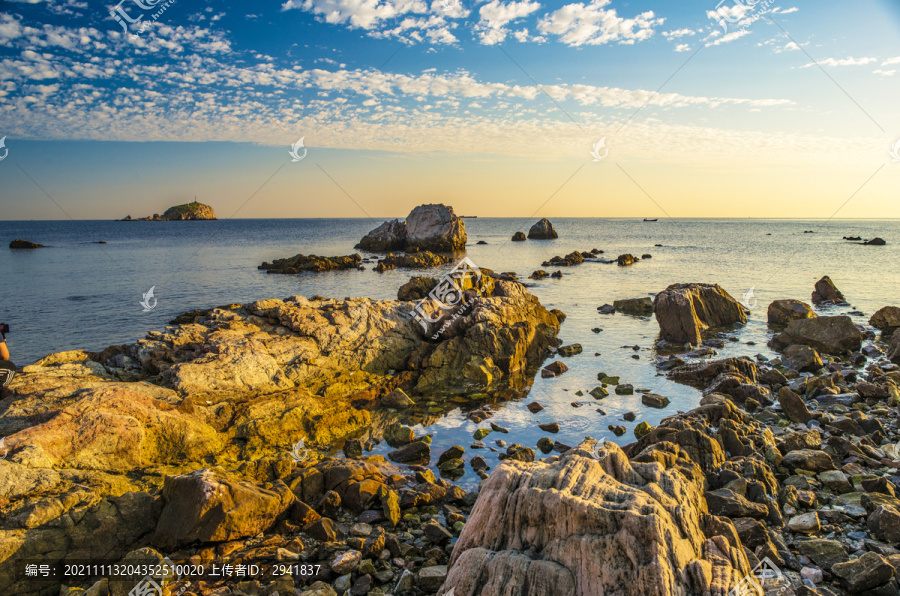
[
  {"x1": 140, "y1": 287, "x2": 157, "y2": 312},
  {"x1": 110, "y1": 0, "x2": 177, "y2": 36},
  {"x1": 741, "y1": 287, "x2": 757, "y2": 310},
  {"x1": 711, "y1": 0, "x2": 773, "y2": 34},
  {"x1": 0, "y1": 137, "x2": 8, "y2": 162},
  {"x1": 0, "y1": 437, "x2": 8, "y2": 461},
  {"x1": 439, "y1": 0, "x2": 457, "y2": 12},
  {"x1": 589, "y1": 438, "x2": 609, "y2": 463},
  {"x1": 729, "y1": 557, "x2": 789, "y2": 596},
  {"x1": 411, "y1": 257, "x2": 483, "y2": 340},
  {"x1": 290, "y1": 438, "x2": 309, "y2": 462},
  {"x1": 590, "y1": 137, "x2": 608, "y2": 162},
  {"x1": 289, "y1": 137, "x2": 307, "y2": 162},
  {"x1": 889, "y1": 139, "x2": 900, "y2": 162}
]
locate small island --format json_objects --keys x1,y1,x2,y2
[{"x1": 119, "y1": 201, "x2": 217, "y2": 221}]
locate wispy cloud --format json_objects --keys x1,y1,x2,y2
[{"x1": 799, "y1": 56, "x2": 878, "y2": 68}]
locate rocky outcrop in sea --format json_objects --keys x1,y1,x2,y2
[
  {"x1": 120, "y1": 201, "x2": 217, "y2": 221},
  {"x1": 356, "y1": 205, "x2": 467, "y2": 253}
]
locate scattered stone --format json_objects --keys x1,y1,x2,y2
[
  {"x1": 641, "y1": 393, "x2": 669, "y2": 408},
  {"x1": 811, "y1": 275, "x2": 848, "y2": 306},
  {"x1": 539, "y1": 423, "x2": 560, "y2": 433}
]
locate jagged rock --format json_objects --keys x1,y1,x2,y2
[
  {"x1": 668, "y1": 357, "x2": 758, "y2": 387},
  {"x1": 9, "y1": 239, "x2": 45, "y2": 249},
  {"x1": 614, "y1": 297, "x2": 653, "y2": 317},
  {"x1": 442, "y1": 440, "x2": 751, "y2": 595},
  {"x1": 864, "y1": 237, "x2": 887, "y2": 246},
  {"x1": 797, "y1": 539, "x2": 849, "y2": 570},
  {"x1": 151, "y1": 468, "x2": 295, "y2": 550},
  {"x1": 374, "y1": 251, "x2": 450, "y2": 272},
  {"x1": 259, "y1": 254, "x2": 362, "y2": 274},
  {"x1": 387, "y1": 441, "x2": 430, "y2": 464},
  {"x1": 811, "y1": 275, "x2": 848, "y2": 305},
  {"x1": 406, "y1": 204, "x2": 467, "y2": 252},
  {"x1": 782, "y1": 450, "x2": 836, "y2": 472},
  {"x1": 889, "y1": 332, "x2": 900, "y2": 364},
  {"x1": 770, "y1": 316, "x2": 863, "y2": 355},
  {"x1": 867, "y1": 505, "x2": 900, "y2": 544},
  {"x1": 527, "y1": 218, "x2": 557, "y2": 239},
  {"x1": 831, "y1": 552, "x2": 895, "y2": 593},
  {"x1": 870, "y1": 306, "x2": 900, "y2": 335},
  {"x1": 512, "y1": 231, "x2": 526, "y2": 241},
  {"x1": 641, "y1": 393, "x2": 670, "y2": 408},
  {"x1": 355, "y1": 219, "x2": 406, "y2": 251},
  {"x1": 617, "y1": 254, "x2": 637, "y2": 266},
  {"x1": 653, "y1": 283, "x2": 748, "y2": 345},
  {"x1": 777, "y1": 386, "x2": 812, "y2": 423},
  {"x1": 397, "y1": 276, "x2": 438, "y2": 301},
  {"x1": 543, "y1": 252, "x2": 583, "y2": 267},
  {"x1": 767, "y1": 299, "x2": 817, "y2": 326},
  {"x1": 781, "y1": 344, "x2": 823, "y2": 372},
  {"x1": 557, "y1": 344, "x2": 582, "y2": 357}
]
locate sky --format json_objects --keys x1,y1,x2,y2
[{"x1": 0, "y1": 0, "x2": 898, "y2": 220}]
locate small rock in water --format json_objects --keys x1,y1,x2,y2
[
  {"x1": 490, "y1": 422, "x2": 509, "y2": 433},
  {"x1": 615, "y1": 384, "x2": 634, "y2": 395},
  {"x1": 542, "y1": 361, "x2": 569, "y2": 378},
  {"x1": 634, "y1": 421, "x2": 653, "y2": 439},
  {"x1": 623, "y1": 412, "x2": 636, "y2": 422},
  {"x1": 641, "y1": 393, "x2": 670, "y2": 409},
  {"x1": 558, "y1": 344, "x2": 583, "y2": 357},
  {"x1": 526, "y1": 402, "x2": 544, "y2": 413},
  {"x1": 609, "y1": 425, "x2": 626, "y2": 436},
  {"x1": 538, "y1": 422, "x2": 560, "y2": 433},
  {"x1": 473, "y1": 428, "x2": 491, "y2": 440},
  {"x1": 536, "y1": 437, "x2": 553, "y2": 453}
]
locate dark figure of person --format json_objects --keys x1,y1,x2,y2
[{"x1": 0, "y1": 324, "x2": 15, "y2": 387}]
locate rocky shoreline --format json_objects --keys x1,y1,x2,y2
[{"x1": 1, "y1": 271, "x2": 899, "y2": 596}]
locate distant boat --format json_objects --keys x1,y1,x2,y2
[
  {"x1": 643, "y1": 218, "x2": 658, "y2": 222},
  {"x1": 461, "y1": 216, "x2": 478, "y2": 218}
]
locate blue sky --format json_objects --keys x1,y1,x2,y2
[{"x1": 0, "y1": 0, "x2": 898, "y2": 219}]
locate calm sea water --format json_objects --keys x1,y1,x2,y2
[{"x1": 1, "y1": 218, "x2": 897, "y2": 488}]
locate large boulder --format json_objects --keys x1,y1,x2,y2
[
  {"x1": 527, "y1": 218, "x2": 558, "y2": 239},
  {"x1": 355, "y1": 219, "x2": 406, "y2": 252},
  {"x1": 442, "y1": 440, "x2": 751, "y2": 596},
  {"x1": 405, "y1": 204, "x2": 467, "y2": 252},
  {"x1": 811, "y1": 275, "x2": 848, "y2": 305},
  {"x1": 653, "y1": 283, "x2": 748, "y2": 345},
  {"x1": 770, "y1": 316, "x2": 862, "y2": 355},
  {"x1": 888, "y1": 332, "x2": 900, "y2": 364},
  {"x1": 152, "y1": 468, "x2": 295, "y2": 550},
  {"x1": 767, "y1": 299, "x2": 816, "y2": 326},
  {"x1": 9, "y1": 239, "x2": 45, "y2": 249},
  {"x1": 870, "y1": 306, "x2": 900, "y2": 335}
]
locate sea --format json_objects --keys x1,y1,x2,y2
[{"x1": 1, "y1": 218, "x2": 897, "y2": 489}]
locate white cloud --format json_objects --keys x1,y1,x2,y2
[
  {"x1": 882, "y1": 56, "x2": 900, "y2": 66},
  {"x1": 873, "y1": 69, "x2": 896, "y2": 77},
  {"x1": 475, "y1": 0, "x2": 541, "y2": 44},
  {"x1": 0, "y1": 14, "x2": 24, "y2": 41},
  {"x1": 782, "y1": 41, "x2": 800, "y2": 51},
  {"x1": 799, "y1": 56, "x2": 877, "y2": 68},
  {"x1": 774, "y1": 7, "x2": 799, "y2": 14},
  {"x1": 536, "y1": 0, "x2": 663, "y2": 47},
  {"x1": 663, "y1": 28, "x2": 695, "y2": 39},
  {"x1": 675, "y1": 43, "x2": 690, "y2": 52},
  {"x1": 706, "y1": 29, "x2": 751, "y2": 46}
]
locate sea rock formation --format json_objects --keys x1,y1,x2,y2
[
  {"x1": 511, "y1": 231, "x2": 526, "y2": 241},
  {"x1": 527, "y1": 218, "x2": 557, "y2": 239},
  {"x1": 811, "y1": 275, "x2": 848, "y2": 306},
  {"x1": 769, "y1": 315, "x2": 863, "y2": 355},
  {"x1": 120, "y1": 202, "x2": 217, "y2": 221},
  {"x1": 259, "y1": 253, "x2": 362, "y2": 274},
  {"x1": 617, "y1": 254, "x2": 637, "y2": 266},
  {"x1": 374, "y1": 251, "x2": 450, "y2": 272},
  {"x1": 870, "y1": 306, "x2": 900, "y2": 335},
  {"x1": 613, "y1": 297, "x2": 653, "y2": 317},
  {"x1": 355, "y1": 219, "x2": 406, "y2": 252},
  {"x1": 653, "y1": 283, "x2": 748, "y2": 345},
  {"x1": 356, "y1": 204, "x2": 467, "y2": 252},
  {"x1": 8, "y1": 239, "x2": 44, "y2": 249},
  {"x1": 767, "y1": 299, "x2": 817, "y2": 326},
  {"x1": 442, "y1": 438, "x2": 752, "y2": 596}
]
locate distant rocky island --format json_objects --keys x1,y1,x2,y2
[{"x1": 119, "y1": 201, "x2": 217, "y2": 221}]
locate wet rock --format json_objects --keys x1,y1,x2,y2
[
  {"x1": 613, "y1": 297, "x2": 653, "y2": 317},
  {"x1": 528, "y1": 218, "x2": 558, "y2": 239},
  {"x1": 388, "y1": 441, "x2": 431, "y2": 465},
  {"x1": 397, "y1": 276, "x2": 439, "y2": 301},
  {"x1": 641, "y1": 393, "x2": 669, "y2": 408},
  {"x1": 867, "y1": 505, "x2": 900, "y2": 544},
  {"x1": 539, "y1": 422, "x2": 560, "y2": 433},
  {"x1": 623, "y1": 412, "x2": 636, "y2": 421},
  {"x1": 767, "y1": 299, "x2": 817, "y2": 326},
  {"x1": 782, "y1": 450, "x2": 836, "y2": 472},
  {"x1": 598, "y1": 304, "x2": 616, "y2": 314},
  {"x1": 9, "y1": 239, "x2": 45, "y2": 249},
  {"x1": 633, "y1": 421, "x2": 652, "y2": 438},
  {"x1": 781, "y1": 345, "x2": 824, "y2": 372},
  {"x1": 770, "y1": 316, "x2": 863, "y2": 355},
  {"x1": 589, "y1": 386, "x2": 609, "y2": 399},
  {"x1": 864, "y1": 237, "x2": 887, "y2": 246},
  {"x1": 500, "y1": 444, "x2": 535, "y2": 462},
  {"x1": 343, "y1": 438, "x2": 363, "y2": 458},
  {"x1": 797, "y1": 539, "x2": 849, "y2": 570},
  {"x1": 512, "y1": 231, "x2": 526, "y2": 241},
  {"x1": 811, "y1": 275, "x2": 848, "y2": 306},
  {"x1": 438, "y1": 446, "x2": 465, "y2": 466},
  {"x1": 617, "y1": 254, "x2": 637, "y2": 266},
  {"x1": 870, "y1": 306, "x2": 900, "y2": 335},
  {"x1": 380, "y1": 388, "x2": 416, "y2": 408},
  {"x1": 423, "y1": 521, "x2": 453, "y2": 544},
  {"x1": 259, "y1": 253, "x2": 362, "y2": 274},
  {"x1": 355, "y1": 218, "x2": 406, "y2": 252},
  {"x1": 558, "y1": 344, "x2": 583, "y2": 357},
  {"x1": 615, "y1": 384, "x2": 634, "y2": 395},
  {"x1": 706, "y1": 488, "x2": 769, "y2": 518},
  {"x1": 653, "y1": 283, "x2": 748, "y2": 345},
  {"x1": 542, "y1": 361, "x2": 569, "y2": 378},
  {"x1": 374, "y1": 251, "x2": 451, "y2": 272},
  {"x1": 385, "y1": 423, "x2": 415, "y2": 447},
  {"x1": 527, "y1": 402, "x2": 545, "y2": 413}
]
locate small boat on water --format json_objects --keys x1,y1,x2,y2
[
  {"x1": 461, "y1": 216, "x2": 478, "y2": 218},
  {"x1": 643, "y1": 218, "x2": 658, "y2": 222}
]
